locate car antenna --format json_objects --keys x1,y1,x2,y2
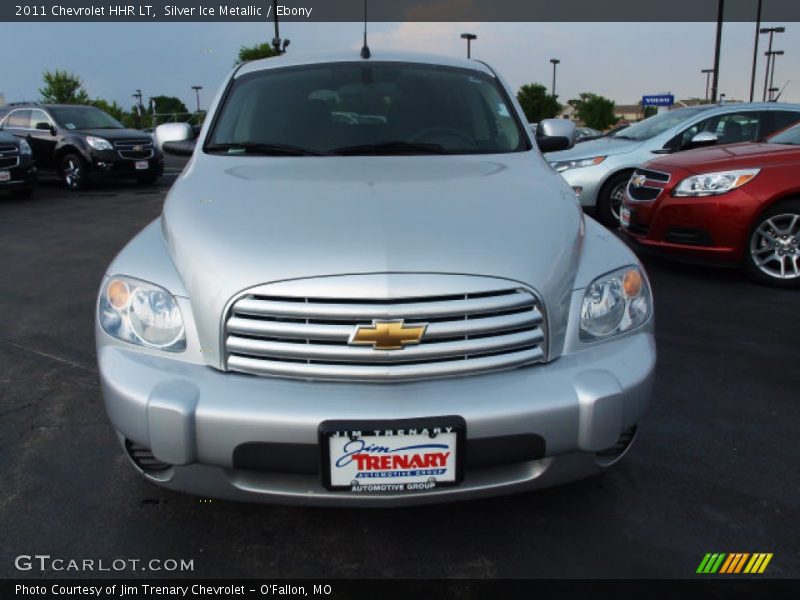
[
  {"x1": 360, "y1": 0, "x2": 371, "y2": 59},
  {"x1": 773, "y1": 80, "x2": 789, "y2": 102}
]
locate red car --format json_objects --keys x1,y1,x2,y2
[{"x1": 620, "y1": 122, "x2": 800, "y2": 287}]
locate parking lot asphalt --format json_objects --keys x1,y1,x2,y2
[{"x1": 1, "y1": 158, "x2": 798, "y2": 579}]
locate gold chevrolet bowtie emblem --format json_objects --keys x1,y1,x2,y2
[{"x1": 349, "y1": 320, "x2": 428, "y2": 350}]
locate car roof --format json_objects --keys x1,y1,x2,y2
[{"x1": 235, "y1": 50, "x2": 497, "y2": 78}]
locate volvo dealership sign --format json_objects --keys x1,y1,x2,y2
[{"x1": 642, "y1": 95, "x2": 675, "y2": 107}]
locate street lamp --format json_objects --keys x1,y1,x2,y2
[
  {"x1": 191, "y1": 86, "x2": 203, "y2": 114},
  {"x1": 460, "y1": 33, "x2": 477, "y2": 59},
  {"x1": 710, "y1": 0, "x2": 724, "y2": 103},
  {"x1": 701, "y1": 68, "x2": 714, "y2": 102},
  {"x1": 766, "y1": 49, "x2": 784, "y2": 101},
  {"x1": 749, "y1": 0, "x2": 763, "y2": 101},
  {"x1": 271, "y1": 0, "x2": 290, "y2": 55},
  {"x1": 760, "y1": 26, "x2": 785, "y2": 101},
  {"x1": 550, "y1": 58, "x2": 560, "y2": 98}
]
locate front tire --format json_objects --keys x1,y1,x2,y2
[
  {"x1": 596, "y1": 172, "x2": 632, "y2": 228},
  {"x1": 744, "y1": 200, "x2": 800, "y2": 288},
  {"x1": 61, "y1": 153, "x2": 89, "y2": 190}
]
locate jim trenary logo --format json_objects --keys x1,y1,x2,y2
[{"x1": 696, "y1": 553, "x2": 773, "y2": 574}]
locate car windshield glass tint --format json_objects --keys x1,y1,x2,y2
[
  {"x1": 206, "y1": 62, "x2": 528, "y2": 155},
  {"x1": 612, "y1": 107, "x2": 710, "y2": 141},
  {"x1": 769, "y1": 123, "x2": 800, "y2": 145},
  {"x1": 50, "y1": 107, "x2": 124, "y2": 130}
]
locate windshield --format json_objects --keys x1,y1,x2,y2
[
  {"x1": 769, "y1": 122, "x2": 800, "y2": 145},
  {"x1": 206, "y1": 62, "x2": 528, "y2": 155},
  {"x1": 50, "y1": 106, "x2": 124, "y2": 130},
  {"x1": 612, "y1": 107, "x2": 711, "y2": 141}
]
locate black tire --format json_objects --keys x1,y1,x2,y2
[
  {"x1": 60, "y1": 153, "x2": 90, "y2": 190},
  {"x1": 743, "y1": 199, "x2": 800, "y2": 288},
  {"x1": 596, "y1": 171, "x2": 633, "y2": 228},
  {"x1": 10, "y1": 188, "x2": 34, "y2": 199}
]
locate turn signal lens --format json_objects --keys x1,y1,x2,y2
[
  {"x1": 622, "y1": 269, "x2": 643, "y2": 297},
  {"x1": 107, "y1": 279, "x2": 130, "y2": 309}
]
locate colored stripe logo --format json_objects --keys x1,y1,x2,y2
[{"x1": 697, "y1": 553, "x2": 773, "y2": 574}]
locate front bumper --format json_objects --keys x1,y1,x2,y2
[
  {"x1": 0, "y1": 162, "x2": 37, "y2": 191},
  {"x1": 557, "y1": 163, "x2": 610, "y2": 209},
  {"x1": 90, "y1": 152, "x2": 164, "y2": 179},
  {"x1": 98, "y1": 328, "x2": 655, "y2": 507},
  {"x1": 621, "y1": 190, "x2": 756, "y2": 263}
]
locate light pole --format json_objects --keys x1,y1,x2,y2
[
  {"x1": 550, "y1": 58, "x2": 560, "y2": 98},
  {"x1": 132, "y1": 89, "x2": 144, "y2": 127},
  {"x1": 760, "y1": 26, "x2": 785, "y2": 101},
  {"x1": 460, "y1": 33, "x2": 477, "y2": 59},
  {"x1": 701, "y1": 68, "x2": 714, "y2": 101},
  {"x1": 710, "y1": 0, "x2": 724, "y2": 103},
  {"x1": 271, "y1": 0, "x2": 290, "y2": 55},
  {"x1": 749, "y1": 0, "x2": 763, "y2": 102},
  {"x1": 191, "y1": 86, "x2": 203, "y2": 114},
  {"x1": 766, "y1": 49, "x2": 784, "y2": 101}
]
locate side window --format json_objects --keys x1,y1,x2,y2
[
  {"x1": 713, "y1": 112, "x2": 760, "y2": 144},
  {"x1": 6, "y1": 110, "x2": 31, "y2": 129},
  {"x1": 29, "y1": 109, "x2": 52, "y2": 131},
  {"x1": 673, "y1": 115, "x2": 718, "y2": 150},
  {"x1": 770, "y1": 111, "x2": 800, "y2": 134}
]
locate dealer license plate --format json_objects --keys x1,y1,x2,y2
[
  {"x1": 321, "y1": 417, "x2": 464, "y2": 492},
  {"x1": 0, "y1": 171, "x2": 10, "y2": 182},
  {"x1": 135, "y1": 160, "x2": 149, "y2": 170},
  {"x1": 619, "y1": 205, "x2": 631, "y2": 228}
]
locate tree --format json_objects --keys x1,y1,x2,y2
[
  {"x1": 568, "y1": 93, "x2": 620, "y2": 130},
  {"x1": 90, "y1": 98, "x2": 127, "y2": 122},
  {"x1": 39, "y1": 70, "x2": 90, "y2": 104},
  {"x1": 516, "y1": 83, "x2": 561, "y2": 123},
  {"x1": 236, "y1": 42, "x2": 276, "y2": 64}
]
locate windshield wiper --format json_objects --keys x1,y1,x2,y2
[
  {"x1": 205, "y1": 142, "x2": 325, "y2": 156},
  {"x1": 331, "y1": 141, "x2": 448, "y2": 155},
  {"x1": 612, "y1": 134, "x2": 637, "y2": 140}
]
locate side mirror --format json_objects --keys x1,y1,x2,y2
[
  {"x1": 536, "y1": 118, "x2": 578, "y2": 152},
  {"x1": 162, "y1": 139, "x2": 196, "y2": 157},
  {"x1": 687, "y1": 131, "x2": 718, "y2": 149},
  {"x1": 36, "y1": 122, "x2": 56, "y2": 135},
  {"x1": 154, "y1": 122, "x2": 195, "y2": 152}
]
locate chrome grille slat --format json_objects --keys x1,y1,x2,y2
[
  {"x1": 233, "y1": 292, "x2": 532, "y2": 321},
  {"x1": 227, "y1": 347, "x2": 545, "y2": 382},
  {"x1": 227, "y1": 329, "x2": 544, "y2": 363},
  {"x1": 226, "y1": 309, "x2": 542, "y2": 341},
  {"x1": 224, "y1": 282, "x2": 547, "y2": 381}
]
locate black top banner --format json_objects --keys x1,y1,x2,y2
[{"x1": 4, "y1": 0, "x2": 800, "y2": 23}]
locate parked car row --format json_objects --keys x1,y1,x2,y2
[
  {"x1": 545, "y1": 102, "x2": 800, "y2": 287},
  {"x1": 0, "y1": 102, "x2": 164, "y2": 194}
]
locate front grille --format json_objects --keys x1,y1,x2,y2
[
  {"x1": 0, "y1": 144, "x2": 19, "y2": 154},
  {"x1": 114, "y1": 139, "x2": 154, "y2": 160},
  {"x1": 224, "y1": 286, "x2": 547, "y2": 381},
  {"x1": 627, "y1": 168, "x2": 671, "y2": 202},
  {"x1": 0, "y1": 156, "x2": 19, "y2": 169}
]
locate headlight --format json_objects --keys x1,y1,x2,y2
[
  {"x1": 85, "y1": 135, "x2": 114, "y2": 151},
  {"x1": 99, "y1": 276, "x2": 185, "y2": 351},
  {"x1": 549, "y1": 156, "x2": 606, "y2": 173},
  {"x1": 18, "y1": 139, "x2": 32, "y2": 155},
  {"x1": 673, "y1": 168, "x2": 760, "y2": 197},
  {"x1": 580, "y1": 266, "x2": 651, "y2": 340}
]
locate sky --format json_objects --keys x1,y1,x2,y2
[{"x1": 1, "y1": 21, "x2": 798, "y2": 111}]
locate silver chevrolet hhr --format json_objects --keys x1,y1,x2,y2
[{"x1": 96, "y1": 51, "x2": 656, "y2": 506}]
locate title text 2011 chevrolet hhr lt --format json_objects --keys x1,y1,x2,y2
[{"x1": 96, "y1": 52, "x2": 655, "y2": 506}]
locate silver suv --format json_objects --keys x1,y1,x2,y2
[
  {"x1": 96, "y1": 51, "x2": 656, "y2": 506},
  {"x1": 547, "y1": 103, "x2": 800, "y2": 226}
]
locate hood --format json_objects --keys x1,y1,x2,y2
[
  {"x1": 79, "y1": 128, "x2": 152, "y2": 140},
  {"x1": 161, "y1": 153, "x2": 583, "y2": 361},
  {"x1": 545, "y1": 136, "x2": 643, "y2": 161},
  {"x1": 649, "y1": 141, "x2": 800, "y2": 174}
]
